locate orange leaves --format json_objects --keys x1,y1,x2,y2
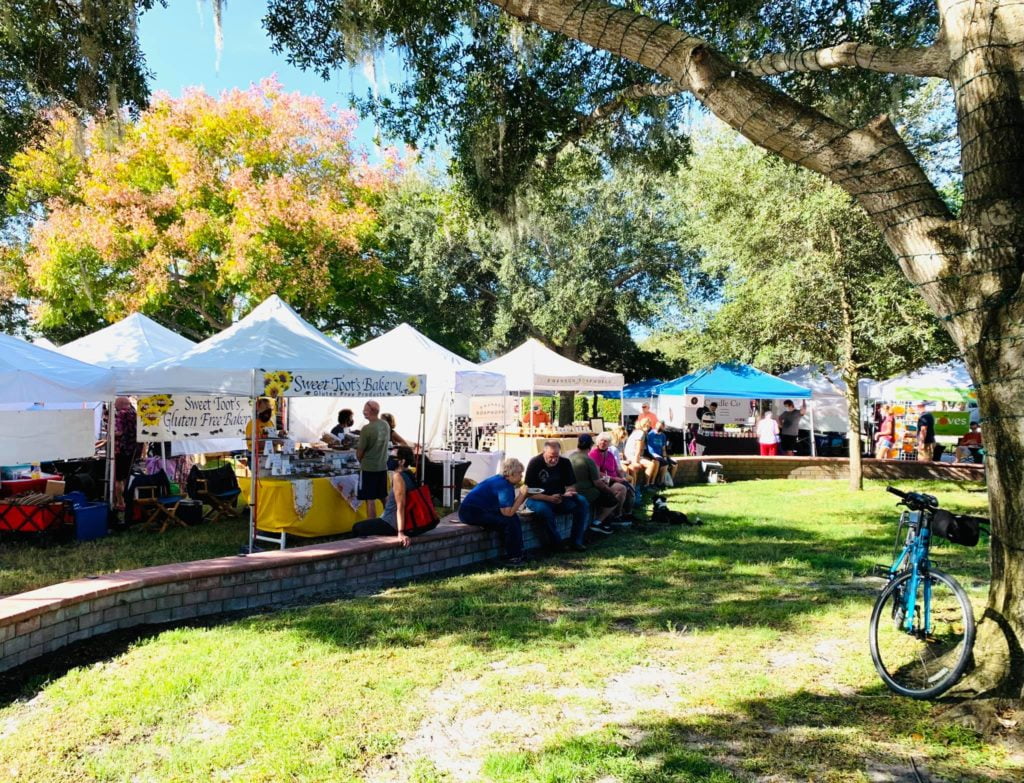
[{"x1": 9, "y1": 78, "x2": 395, "y2": 329}]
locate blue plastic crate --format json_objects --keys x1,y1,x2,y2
[{"x1": 74, "y1": 502, "x2": 108, "y2": 541}]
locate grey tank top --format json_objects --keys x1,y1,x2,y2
[{"x1": 381, "y1": 471, "x2": 417, "y2": 525}]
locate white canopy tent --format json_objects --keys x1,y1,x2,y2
[
  {"x1": 479, "y1": 338, "x2": 624, "y2": 395},
  {"x1": 288, "y1": 322, "x2": 505, "y2": 449},
  {"x1": 59, "y1": 312, "x2": 204, "y2": 456},
  {"x1": 118, "y1": 295, "x2": 424, "y2": 551},
  {"x1": 868, "y1": 360, "x2": 976, "y2": 404},
  {"x1": 776, "y1": 365, "x2": 876, "y2": 434},
  {"x1": 59, "y1": 312, "x2": 195, "y2": 371},
  {"x1": 1, "y1": 334, "x2": 116, "y2": 404},
  {"x1": 0, "y1": 335, "x2": 115, "y2": 463}
]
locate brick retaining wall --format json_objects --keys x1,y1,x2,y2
[{"x1": 0, "y1": 513, "x2": 571, "y2": 675}]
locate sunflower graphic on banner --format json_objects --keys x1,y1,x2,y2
[
  {"x1": 262, "y1": 370, "x2": 294, "y2": 398},
  {"x1": 137, "y1": 394, "x2": 174, "y2": 428}
]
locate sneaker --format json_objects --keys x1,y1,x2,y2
[
  {"x1": 589, "y1": 523, "x2": 613, "y2": 535},
  {"x1": 570, "y1": 542, "x2": 587, "y2": 552},
  {"x1": 504, "y1": 555, "x2": 527, "y2": 566}
]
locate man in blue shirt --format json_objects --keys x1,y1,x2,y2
[{"x1": 459, "y1": 458, "x2": 528, "y2": 564}]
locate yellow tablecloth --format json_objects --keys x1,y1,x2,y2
[{"x1": 238, "y1": 475, "x2": 364, "y2": 538}]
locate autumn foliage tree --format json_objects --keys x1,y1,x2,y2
[{"x1": 4, "y1": 78, "x2": 397, "y2": 340}]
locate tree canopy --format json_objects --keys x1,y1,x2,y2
[
  {"x1": 660, "y1": 129, "x2": 954, "y2": 379},
  {"x1": 3, "y1": 79, "x2": 397, "y2": 341}
]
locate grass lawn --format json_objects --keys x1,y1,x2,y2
[{"x1": 2, "y1": 478, "x2": 1019, "y2": 782}]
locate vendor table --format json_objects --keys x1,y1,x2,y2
[
  {"x1": 0, "y1": 473, "x2": 63, "y2": 498},
  {"x1": 428, "y1": 449, "x2": 504, "y2": 484},
  {"x1": 238, "y1": 474, "x2": 363, "y2": 538},
  {"x1": 700, "y1": 436, "x2": 759, "y2": 456},
  {"x1": 494, "y1": 434, "x2": 585, "y2": 466}
]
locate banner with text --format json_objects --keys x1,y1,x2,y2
[
  {"x1": 470, "y1": 396, "x2": 521, "y2": 426},
  {"x1": 259, "y1": 369, "x2": 425, "y2": 398},
  {"x1": 136, "y1": 394, "x2": 250, "y2": 442}
]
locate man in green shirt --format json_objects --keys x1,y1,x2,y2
[
  {"x1": 568, "y1": 434, "x2": 616, "y2": 535},
  {"x1": 356, "y1": 400, "x2": 391, "y2": 517}
]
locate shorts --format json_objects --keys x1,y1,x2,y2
[
  {"x1": 357, "y1": 470, "x2": 388, "y2": 500},
  {"x1": 780, "y1": 434, "x2": 798, "y2": 452}
]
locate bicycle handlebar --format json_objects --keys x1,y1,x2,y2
[{"x1": 886, "y1": 485, "x2": 938, "y2": 510}]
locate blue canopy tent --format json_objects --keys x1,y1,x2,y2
[
  {"x1": 654, "y1": 363, "x2": 815, "y2": 454},
  {"x1": 654, "y1": 364, "x2": 812, "y2": 400}
]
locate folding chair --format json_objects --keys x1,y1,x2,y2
[
  {"x1": 186, "y1": 464, "x2": 242, "y2": 523},
  {"x1": 127, "y1": 470, "x2": 185, "y2": 533}
]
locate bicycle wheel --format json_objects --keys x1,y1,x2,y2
[{"x1": 869, "y1": 567, "x2": 975, "y2": 699}]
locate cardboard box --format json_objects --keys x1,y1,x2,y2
[{"x1": 45, "y1": 479, "x2": 66, "y2": 496}]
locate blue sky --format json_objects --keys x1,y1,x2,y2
[{"x1": 137, "y1": 0, "x2": 400, "y2": 155}]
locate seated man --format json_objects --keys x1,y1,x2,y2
[
  {"x1": 524, "y1": 440, "x2": 589, "y2": 552},
  {"x1": 568, "y1": 434, "x2": 617, "y2": 535},
  {"x1": 458, "y1": 457, "x2": 528, "y2": 565},
  {"x1": 955, "y1": 422, "x2": 983, "y2": 463}
]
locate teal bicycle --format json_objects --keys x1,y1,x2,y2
[{"x1": 869, "y1": 486, "x2": 987, "y2": 699}]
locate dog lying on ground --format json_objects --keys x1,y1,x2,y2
[{"x1": 650, "y1": 495, "x2": 703, "y2": 525}]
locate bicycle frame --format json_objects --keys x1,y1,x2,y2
[{"x1": 888, "y1": 509, "x2": 934, "y2": 635}]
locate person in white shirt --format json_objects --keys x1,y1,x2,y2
[{"x1": 756, "y1": 409, "x2": 780, "y2": 456}]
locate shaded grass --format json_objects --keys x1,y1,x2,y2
[{"x1": 1, "y1": 479, "x2": 1015, "y2": 783}]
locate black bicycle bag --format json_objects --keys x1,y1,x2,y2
[{"x1": 931, "y1": 509, "x2": 985, "y2": 547}]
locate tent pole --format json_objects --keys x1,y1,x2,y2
[
  {"x1": 107, "y1": 400, "x2": 116, "y2": 511},
  {"x1": 809, "y1": 400, "x2": 817, "y2": 457},
  {"x1": 420, "y1": 385, "x2": 427, "y2": 486},
  {"x1": 248, "y1": 370, "x2": 258, "y2": 554}
]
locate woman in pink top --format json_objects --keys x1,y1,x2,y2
[{"x1": 590, "y1": 432, "x2": 634, "y2": 520}]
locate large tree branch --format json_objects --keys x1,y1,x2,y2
[
  {"x1": 541, "y1": 80, "x2": 685, "y2": 168},
  {"x1": 744, "y1": 42, "x2": 948, "y2": 79},
  {"x1": 491, "y1": 0, "x2": 958, "y2": 286}
]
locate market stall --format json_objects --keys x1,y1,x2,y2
[
  {"x1": 120, "y1": 295, "x2": 424, "y2": 549},
  {"x1": 865, "y1": 361, "x2": 977, "y2": 460},
  {"x1": 0, "y1": 335, "x2": 115, "y2": 536},
  {"x1": 479, "y1": 339, "x2": 624, "y2": 465},
  {"x1": 57, "y1": 312, "x2": 203, "y2": 498},
  {"x1": 654, "y1": 363, "x2": 812, "y2": 456}
]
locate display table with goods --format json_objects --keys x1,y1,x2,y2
[
  {"x1": 238, "y1": 444, "x2": 368, "y2": 539},
  {"x1": 495, "y1": 428, "x2": 594, "y2": 465},
  {"x1": 697, "y1": 430, "x2": 760, "y2": 456}
]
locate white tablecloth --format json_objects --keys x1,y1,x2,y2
[{"x1": 429, "y1": 450, "x2": 504, "y2": 484}]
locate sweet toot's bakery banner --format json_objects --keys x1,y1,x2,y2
[
  {"x1": 259, "y1": 369, "x2": 425, "y2": 398},
  {"x1": 136, "y1": 395, "x2": 250, "y2": 442}
]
